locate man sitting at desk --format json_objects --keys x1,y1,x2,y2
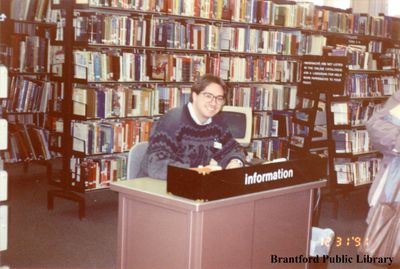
[{"x1": 139, "y1": 74, "x2": 245, "y2": 180}]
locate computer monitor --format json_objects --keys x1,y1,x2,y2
[{"x1": 220, "y1": 105, "x2": 253, "y2": 147}]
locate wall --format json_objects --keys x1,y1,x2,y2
[
  {"x1": 351, "y1": 0, "x2": 387, "y2": 16},
  {"x1": 315, "y1": 0, "x2": 387, "y2": 16}
]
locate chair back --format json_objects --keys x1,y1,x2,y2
[{"x1": 127, "y1": 142, "x2": 149, "y2": 179}]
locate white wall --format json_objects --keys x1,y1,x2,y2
[
  {"x1": 323, "y1": 0, "x2": 351, "y2": 9},
  {"x1": 351, "y1": 0, "x2": 387, "y2": 16},
  {"x1": 313, "y1": 0, "x2": 387, "y2": 16},
  {"x1": 351, "y1": 0, "x2": 369, "y2": 13}
]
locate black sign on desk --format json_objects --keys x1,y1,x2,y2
[
  {"x1": 301, "y1": 55, "x2": 347, "y2": 94},
  {"x1": 167, "y1": 155, "x2": 326, "y2": 201}
]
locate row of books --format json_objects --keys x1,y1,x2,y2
[
  {"x1": 250, "y1": 138, "x2": 287, "y2": 162},
  {"x1": 313, "y1": 11, "x2": 382, "y2": 36},
  {"x1": 1, "y1": 123, "x2": 53, "y2": 163},
  {"x1": 331, "y1": 101, "x2": 384, "y2": 126},
  {"x1": 334, "y1": 157, "x2": 381, "y2": 186},
  {"x1": 70, "y1": 154, "x2": 128, "y2": 191},
  {"x1": 289, "y1": 122, "x2": 314, "y2": 148},
  {"x1": 83, "y1": 0, "x2": 398, "y2": 39},
  {"x1": 74, "y1": 50, "x2": 207, "y2": 82},
  {"x1": 3, "y1": 114, "x2": 37, "y2": 125},
  {"x1": 290, "y1": 134, "x2": 311, "y2": 148},
  {"x1": 380, "y1": 48, "x2": 400, "y2": 70},
  {"x1": 48, "y1": 45, "x2": 65, "y2": 78},
  {"x1": 231, "y1": 85, "x2": 297, "y2": 111},
  {"x1": 8, "y1": 35, "x2": 50, "y2": 73},
  {"x1": 45, "y1": 115, "x2": 64, "y2": 133},
  {"x1": 345, "y1": 74, "x2": 399, "y2": 97},
  {"x1": 169, "y1": 0, "x2": 232, "y2": 21},
  {"x1": 4, "y1": 76, "x2": 57, "y2": 113},
  {"x1": 289, "y1": 91, "x2": 317, "y2": 148},
  {"x1": 84, "y1": 0, "x2": 309, "y2": 26},
  {"x1": 39, "y1": 115, "x2": 63, "y2": 152},
  {"x1": 86, "y1": 0, "x2": 229, "y2": 19},
  {"x1": 85, "y1": 0, "x2": 231, "y2": 20},
  {"x1": 73, "y1": 50, "x2": 148, "y2": 82},
  {"x1": 254, "y1": 0, "x2": 308, "y2": 27},
  {"x1": 344, "y1": 48, "x2": 377, "y2": 71},
  {"x1": 158, "y1": 86, "x2": 191, "y2": 114},
  {"x1": 10, "y1": 0, "x2": 51, "y2": 22},
  {"x1": 73, "y1": 85, "x2": 154, "y2": 118},
  {"x1": 252, "y1": 111, "x2": 310, "y2": 140},
  {"x1": 50, "y1": 9, "x2": 65, "y2": 42},
  {"x1": 228, "y1": 57, "x2": 300, "y2": 83},
  {"x1": 7, "y1": 113, "x2": 56, "y2": 134},
  {"x1": 74, "y1": 15, "x2": 148, "y2": 46},
  {"x1": 73, "y1": 85, "x2": 191, "y2": 118},
  {"x1": 368, "y1": 41, "x2": 384, "y2": 53},
  {"x1": 329, "y1": 46, "x2": 400, "y2": 74},
  {"x1": 291, "y1": 122, "x2": 310, "y2": 137},
  {"x1": 149, "y1": 54, "x2": 206, "y2": 82},
  {"x1": 74, "y1": 49, "x2": 303, "y2": 83},
  {"x1": 12, "y1": 21, "x2": 53, "y2": 36},
  {"x1": 332, "y1": 129, "x2": 372, "y2": 154},
  {"x1": 285, "y1": 94, "x2": 321, "y2": 149},
  {"x1": 74, "y1": 14, "x2": 329, "y2": 56},
  {"x1": 297, "y1": 96, "x2": 316, "y2": 109},
  {"x1": 151, "y1": 54, "x2": 301, "y2": 83},
  {"x1": 86, "y1": 0, "x2": 163, "y2": 11},
  {"x1": 239, "y1": 3, "x2": 385, "y2": 37},
  {"x1": 252, "y1": 112, "x2": 288, "y2": 139},
  {"x1": 301, "y1": 35, "x2": 327, "y2": 56},
  {"x1": 71, "y1": 118, "x2": 153, "y2": 155},
  {"x1": 73, "y1": 51, "x2": 308, "y2": 84},
  {"x1": 5, "y1": 43, "x2": 64, "y2": 78},
  {"x1": 154, "y1": 18, "x2": 306, "y2": 55},
  {"x1": 327, "y1": 44, "x2": 382, "y2": 70}
]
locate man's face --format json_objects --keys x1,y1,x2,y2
[{"x1": 192, "y1": 83, "x2": 225, "y2": 124}]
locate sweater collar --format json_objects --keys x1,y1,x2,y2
[{"x1": 187, "y1": 102, "x2": 212, "y2": 125}]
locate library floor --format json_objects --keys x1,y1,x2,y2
[{"x1": 0, "y1": 160, "x2": 398, "y2": 269}]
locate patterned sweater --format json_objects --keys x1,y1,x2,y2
[{"x1": 139, "y1": 104, "x2": 245, "y2": 180}]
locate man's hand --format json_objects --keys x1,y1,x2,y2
[
  {"x1": 190, "y1": 164, "x2": 222, "y2": 175},
  {"x1": 225, "y1": 159, "x2": 243, "y2": 169}
]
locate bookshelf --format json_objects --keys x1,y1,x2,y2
[
  {"x1": 1, "y1": 0, "x2": 397, "y2": 218},
  {"x1": 321, "y1": 37, "x2": 400, "y2": 216},
  {"x1": 43, "y1": 0, "x2": 319, "y2": 217},
  {"x1": 0, "y1": 1, "x2": 64, "y2": 180}
]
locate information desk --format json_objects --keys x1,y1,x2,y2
[
  {"x1": 111, "y1": 178, "x2": 326, "y2": 269},
  {"x1": 167, "y1": 155, "x2": 326, "y2": 201}
]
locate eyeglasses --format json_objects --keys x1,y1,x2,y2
[{"x1": 200, "y1": 92, "x2": 225, "y2": 105}]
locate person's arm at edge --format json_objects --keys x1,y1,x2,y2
[{"x1": 366, "y1": 92, "x2": 400, "y2": 155}]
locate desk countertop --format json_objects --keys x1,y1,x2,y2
[{"x1": 110, "y1": 177, "x2": 327, "y2": 210}]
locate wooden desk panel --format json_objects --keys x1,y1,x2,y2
[
  {"x1": 111, "y1": 178, "x2": 326, "y2": 269},
  {"x1": 252, "y1": 190, "x2": 312, "y2": 269},
  {"x1": 200, "y1": 202, "x2": 254, "y2": 269}
]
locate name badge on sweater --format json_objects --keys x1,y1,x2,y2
[{"x1": 213, "y1": 141, "x2": 222, "y2": 149}]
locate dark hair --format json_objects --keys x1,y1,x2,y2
[{"x1": 190, "y1": 74, "x2": 228, "y2": 102}]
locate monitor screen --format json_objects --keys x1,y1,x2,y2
[
  {"x1": 221, "y1": 111, "x2": 247, "y2": 138},
  {"x1": 220, "y1": 106, "x2": 252, "y2": 147}
]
